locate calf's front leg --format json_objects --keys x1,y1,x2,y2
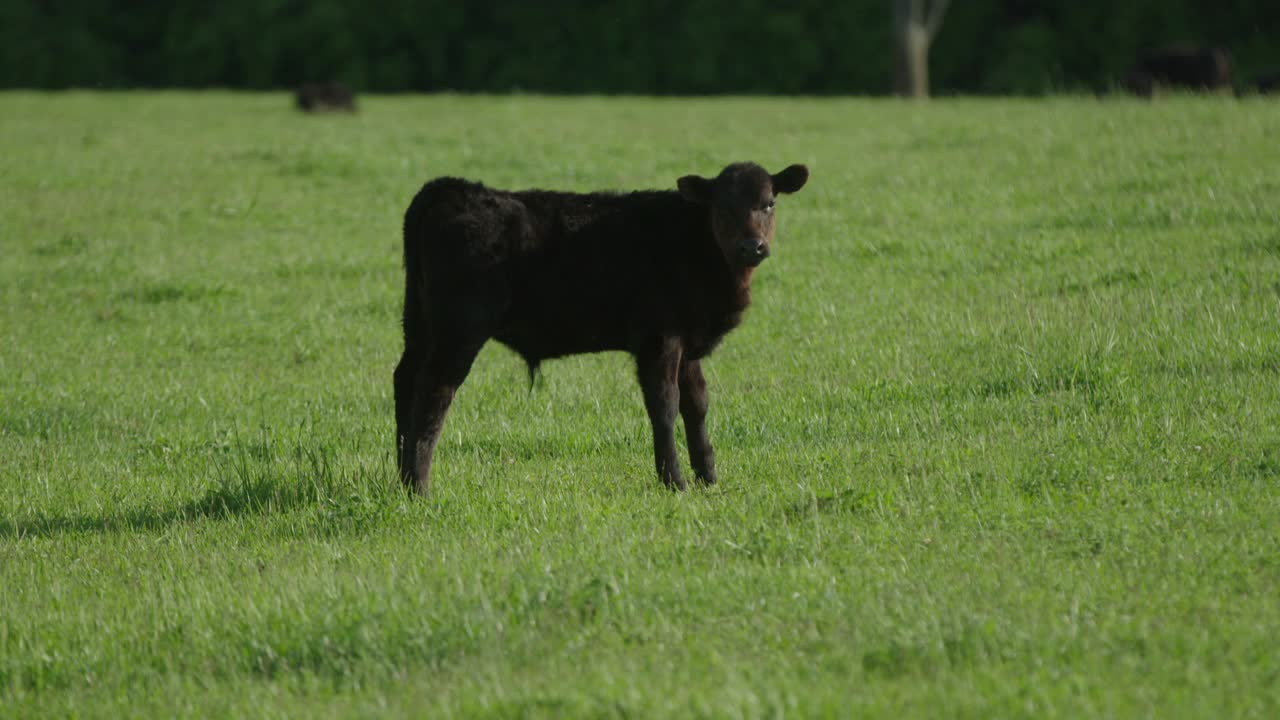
[
  {"x1": 679, "y1": 359, "x2": 717, "y2": 485},
  {"x1": 636, "y1": 338, "x2": 686, "y2": 490}
]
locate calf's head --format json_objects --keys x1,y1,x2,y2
[{"x1": 678, "y1": 162, "x2": 809, "y2": 270}]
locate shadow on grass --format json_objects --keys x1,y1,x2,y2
[
  {"x1": 0, "y1": 476, "x2": 320, "y2": 540},
  {"x1": 783, "y1": 487, "x2": 878, "y2": 521},
  {"x1": 1, "y1": 442, "x2": 402, "y2": 540}
]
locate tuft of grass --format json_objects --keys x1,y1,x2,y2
[{"x1": 1, "y1": 92, "x2": 1278, "y2": 718}]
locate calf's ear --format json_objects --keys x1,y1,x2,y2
[
  {"x1": 678, "y1": 175, "x2": 713, "y2": 204},
  {"x1": 771, "y1": 164, "x2": 809, "y2": 194}
]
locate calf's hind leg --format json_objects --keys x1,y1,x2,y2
[
  {"x1": 405, "y1": 334, "x2": 486, "y2": 495},
  {"x1": 394, "y1": 350, "x2": 420, "y2": 488}
]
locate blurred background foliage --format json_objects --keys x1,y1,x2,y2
[{"x1": 1, "y1": 0, "x2": 1277, "y2": 93}]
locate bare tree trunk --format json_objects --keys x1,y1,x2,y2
[
  {"x1": 892, "y1": 0, "x2": 950, "y2": 98},
  {"x1": 894, "y1": 22, "x2": 930, "y2": 97}
]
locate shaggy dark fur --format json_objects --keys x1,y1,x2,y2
[
  {"x1": 295, "y1": 82, "x2": 356, "y2": 112},
  {"x1": 1124, "y1": 47, "x2": 1233, "y2": 97},
  {"x1": 394, "y1": 162, "x2": 809, "y2": 493}
]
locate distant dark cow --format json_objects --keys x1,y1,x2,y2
[
  {"x1": 394, "y1": 162, "x2": 810, "y2": 493},
  {"x1": 1257, "y1": 71, "x2": 1280, "y2": 95},
  {"x1": 1124, "y1": 47, "x2": 1232, "y2": 96},
  {"x1": 295, "y1": 82, "x2": 356, "y2": 112}
]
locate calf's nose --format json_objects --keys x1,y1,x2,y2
[{"x1": 737, "y1": 238, "x2": 770, "y2": 266}]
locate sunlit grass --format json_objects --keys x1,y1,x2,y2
[{"x1": 1, "y1": 91, "x2": 1278, "y2": 718}]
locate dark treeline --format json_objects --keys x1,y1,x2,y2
[{"x1": 2, "y1": 0, "x2": 1278, "y2": 94}]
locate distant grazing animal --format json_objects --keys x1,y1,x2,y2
[
  {"x1": 1123, "y1": 47, "x2": 1232, "y2": 97},
  {"x1": 1257, "y1": 71, "x2": 1280, "y2": 95},
  {"x1": 295, "y1": 82, "x2": 356, "y2": 112},
  {"x1": 394, "y1": 162, "x2": 810, "y2": 494}
]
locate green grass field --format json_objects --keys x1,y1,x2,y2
[{"x1": 2, "y1": 92, "x2": 1278, "y2": 718}]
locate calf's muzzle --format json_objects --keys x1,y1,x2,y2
[{"x1": 738, "y1": 238, "x2": 770, "y2": 266}]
